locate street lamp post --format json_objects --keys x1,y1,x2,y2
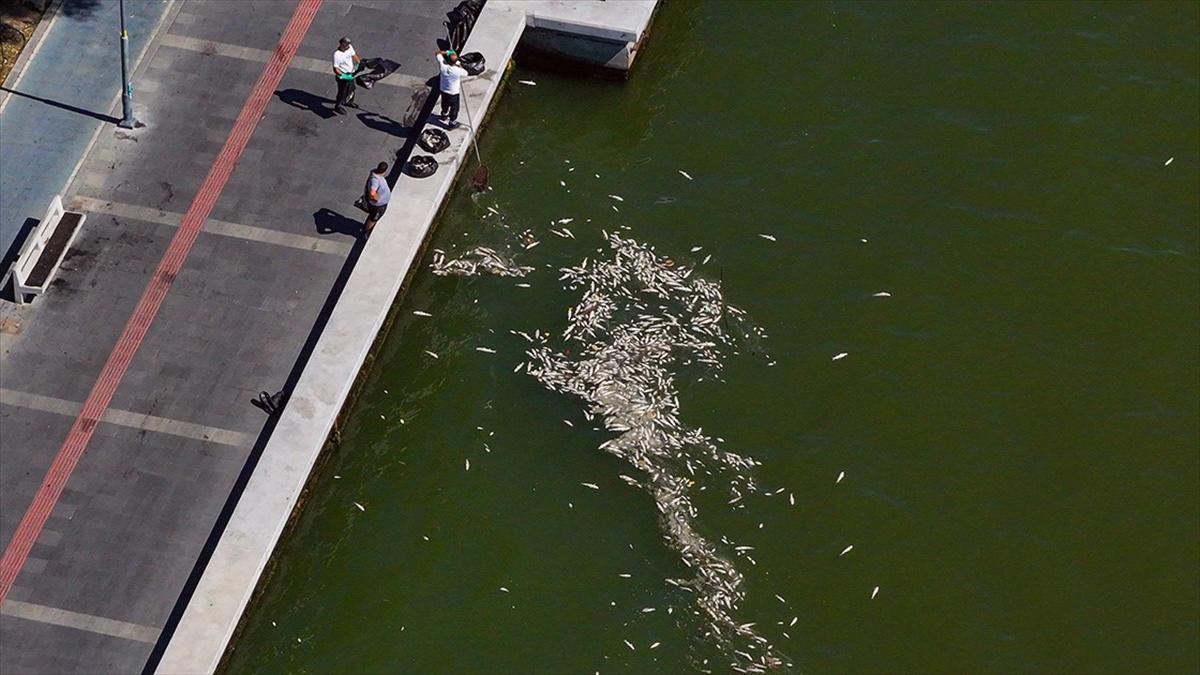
[{"x1": 118, "y1": 0, "x2": 139, "y2": 129}]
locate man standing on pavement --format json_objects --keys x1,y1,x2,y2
[
  {"x1": 363, "y1": 162, "x2": 390, "y2": 236},
  {"x1": 435, "y1": 49, "x2": 470, "y2": 128},
  {"x1": 333, "y1": 37, "x2": 360, "y2": 114}
]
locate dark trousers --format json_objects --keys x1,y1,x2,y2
[
  {"x1": 439, "y1": 91, "x2": 460, "y2": 122},
  {"x1": 335, "y1": 76, "x2": 356, "y2": 109}
]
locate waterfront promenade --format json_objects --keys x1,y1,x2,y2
[{"x1": 0, "y1": 1, "x2": 456, "y2": 671}]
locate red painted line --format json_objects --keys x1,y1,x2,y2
[{"x1": 0, "y1": 0, "x2": 324, "y2": 605}]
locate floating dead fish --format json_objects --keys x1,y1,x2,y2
[
  {"x1": 840, "y1": 545, "x2": 854, "y2": 556},
  {"x1": 353, "y1": 502, "x2": 365, "y2": 511},
  {"x1": 518, "y1": 80, "x2": 537, "y2": 85},
  {"x1": 516, "y1": 283, "x2": 531, "y2": 288},
  {"x1": 691, "y1": 246, "x2": 703, "y2": 252},
  {"x1": 557, "y1": 218, "x2": 574, "y2": 224},
  {"x1": 623, "y1": 640, "x2": 636, "y2": 651},
  {"x1": 560, "y1": 180, "x2": 567, "y2": 187},
  {"x1": 1165, "y1": 157, "x2": 1174, "y2": 166},
  {"x1": 641, "y1": 607, "x2": 656, "y2": 613},
  {"x1": 871, "y1": 586, "x2": 880, "y2": 599},
  {"x1": 582, "y1": 482, "x2": 600, "y2": 490},
  {"x1": 788, "y1": 493, "x2": 795, "y2": 505},
  {"x1": 564, "y1": 419, "x2": 574, "y2": 427},
  {"x1": 832, "y1": 352, "x2": 848, "y2": 361},
  {"x1": 789, "y1": 617, "x2": 797, "y2": 627},
  {"x1": 679, "y1": 170, "x2": 694, "y2": 180},
  {"x1": 757, "y1": 234, "x2": 777, "y2": 241},
  {"x1": 465, "y1": 458, "x2": 471, "y2": 471},
  {"x1": 836, "y1": 471, "x2": 845, "y2": 484},
  {"x1": 413, "y1": 310, "x2": 433, "y2": 317},
  {"x1": 500, "y1": 586, "x2": 510, "y2": 592},
  {"x1": 650, "y1": 642, "x2": 661, "y2": 649},
  {"x1": 618, "y1": 573, "x2": 631, "y2": 578},
  {"x1": 873, "y1": 291, "x2": 891, "y2": 297},
  {"x1": 774, "y1": 594, "x2": 786, "y2": 603},
  {"x1": 608, "y1": 194, "x2": 624, "y2": 202},
  {"x1": 476, "y1": 347, "x2": 497, "y2": 354},
  {"x1": 424, "y1": 350, "x2": 439, "y2": 359}
]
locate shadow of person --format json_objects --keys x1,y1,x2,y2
[
  {"x1": 356, "y1": 111, "x2": 410, "y2": 138},
  {"x1": 274, "y1": 88, "x2": 338, "y2": 120},
  {"x1": 313, "y1": 207, "x2": 363, "y2": 237}
]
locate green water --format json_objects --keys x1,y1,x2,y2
[{"x1": 225, "y1": 2, "x2": 1199, "y2": 673}]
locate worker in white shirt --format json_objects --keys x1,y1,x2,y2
[
  {"x1": 435, "y1": 49, "x2": 470, "y2": 128},
  {"x1": 333, "y1": 37, "x2": 361, "y2": 115}
]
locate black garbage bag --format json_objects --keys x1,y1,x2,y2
[
  {"x1": 355, "y1": 57, "x2": 401, "y2": 90},
  {"x1": 458, "y1": 52, "x2": 485, "y2": 76},
  {"x1": 406, "y1": 155, "x2": 439, "y2": 178},
  {"x1": 445, "y1": 0, "x2": 485, "y2": 52},
  {"x1": 418, "y1": 128, "x2": 450, "y2": 154}
]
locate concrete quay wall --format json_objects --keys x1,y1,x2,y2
[{"x1": 154, "y1": 1, "x2": 657, "y2": 673}]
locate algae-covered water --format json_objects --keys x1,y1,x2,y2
[{"x1": 225, "y1": 1, "x2": 1199, "y2": 673}]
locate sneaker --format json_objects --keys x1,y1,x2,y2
[
  {"x1": 447, "y1": 120, "x2": 459, "y2": 129},
  {"x1": 334, "y1": 106, "x2": 347, "y2": 115},
  {"x1": 346, "y1": 101, "x2": 360, "y2": 109}
]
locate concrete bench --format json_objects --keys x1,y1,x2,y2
[{"x1": 4, "y1": 195, "x2": 85, "y2": 304}]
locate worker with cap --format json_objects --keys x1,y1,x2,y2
[
  {"x1": 333, "y1": 37, "x2": 361, "y2": 115},
  {"x1": 435, "y1": 49, "x2": 470, "y2": 128}
]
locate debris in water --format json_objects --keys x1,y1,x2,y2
[
  {"x1": 840, "y1": 545, "x2": 854, "y2": 556},
  {"x1": 679, "y1": 170, "x2": 693, "y2": 180},
  {"x1": 832, "y1": 352, "x2": 848, "y2": 361},
  {"x1": 431, "y1": 247, "x2": 532, "y2": 277},
  {"x1": 758, "y1": 234, "x2": 777, "y2": 241},
  {"x1": 517, "y1": 233, "x2": 783, "y2": 672}
]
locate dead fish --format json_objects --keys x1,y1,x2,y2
[
  {"x1": 1165, "y1": 157, "x2": 1174, "y2": 166},
  {"x1": 650, "y1": 642, "x2": 661, "y2": 649},
  {"x1": 560, "y1": 180, "x2": 567, "y2": 187},
  {"x1": 840, "y1": 545, "x2": 854, "y2": 557},
  {"x1": 353, "y1": 502, "x2": 365, "y2": 511},
  {"x1": 500, "y1": 586, "x2": 510, "y2": 592},
  {"x1": 641, "y1": 607, "x2": 656, "y2": 613},
  {"x1": 758, "y1": 233, "x2": 777, "y2": 241},
  {"x1": 465, "y1": 458, "x2": 471, "y2": 471},
  {"x1": 832, "y1": 352, "x2": 848, "y2": 361},
  {"x1": 623, "y1": 640, "x2": 636, "y2": 651},
  {"x1": 774, "y1": 594, "x2": 786, "y2": 603},
  {"x1": 837, "y1": 471, "x2": 845, "y2": 484},
  {"x1": 557, "y1": 218, "x2": 574, "y2": 224},
  {"x1": 608, "y1": 194, "x2": 624, "y2": 202},
  {"x1": 873, "y1": 291, "x2": 892, "y2": 297},
  {"x1": 871, "y1": 586, "x2": 880, "y2": 599},
  {"x1": 518, "y1": 80, "x2": 537, "y2": 85},
  {"x1": 690, "y1": 246, "x2": 703, "y2": 252},
  {"x1": 413, "y1": 310, "x2": 433, "y2": 317},
  {"x1": 476, "y1": 347, "x2": 497, "y2": 354},
  {"x1": 515, "y1": 283, "x2": 531, "y2": 288},
  {"x1": 424, "y1": 350, "x2": 439, "y2": 359},
  {"x1": 788, "y1": 493, "x2": 795, "y2": 505},
  {"x1": 618, "y1": 573, "x2": 631, "y2": 578},
  {"x1": 679, "y1": 170, "x2": 693, "y2": 180},
  {"x1": 564, "y1": 419, "x2": 574, "y2": 427},
  {"x1": 789, "y1": 617, "x2": 798, "y2": 627},
  {"x1": 582, "y1": 482, "x2": 600, "y2": 490}
]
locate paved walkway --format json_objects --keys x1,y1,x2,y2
[
  {"x1": 0, "y1": 1, "x2": 454, "y2": 672},
  {"x1": 0, "y1": 0, "x2": 169, "y2": 256}
]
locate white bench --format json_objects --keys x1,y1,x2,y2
[{"x1": 4, "y1": 195, "x2": 85, "y2": 304}]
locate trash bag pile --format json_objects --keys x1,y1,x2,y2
[{"x1": 445, "y1": 0, "x2": 486, "y2": 52}]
